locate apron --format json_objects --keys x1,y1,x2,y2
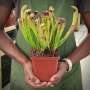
[{"x1": 10, "y1": 0, "x2": 82, "y2": 90}]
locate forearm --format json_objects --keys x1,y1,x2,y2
[
  {"x1": 67, "y1": 1, "x2": 90, "y2": 64},
  {"x1": 68, "y1": 34, "x2": 90, "y2": 64},
  {"x1": 0, "y1": 30, "x2": 30, "y2": 65}
]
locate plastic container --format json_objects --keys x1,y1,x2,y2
[{"x1": 31, "y1": 56, "x2": 59, "y2": 82}]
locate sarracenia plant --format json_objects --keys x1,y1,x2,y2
[{"x1": 18, "y1": 5, "x2": 79, "y2": 56}]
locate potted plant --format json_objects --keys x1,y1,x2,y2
[{"x1": 18, "y1": 5, "x2": 79, "y2": 81}]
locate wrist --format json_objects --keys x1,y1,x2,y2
[
  {"x1": 23, "y1": 59, "x2": 32, "y2": 69},
  {"x1": 18, "y1": 55, "x2": 31, "y2": 67},
  {"x1": 22, "y1": 58, "x2": 31, "y2": 66},
  {"x1": 60, "y1": 61, "x2": 69, "y2": 72},
  {"x1": 61, "y1": 58, "x2": 73, "y2": 72},
  {"x1": 22, "y1": 59, "x2": 28, "y2": 66}
]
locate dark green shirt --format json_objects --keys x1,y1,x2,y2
[
  {"x1": 0, "y1": 0, "x2": 83, "y2": 90},
  {"x1": 15, "y1": 1, "x2": 83, "y2": 90}
]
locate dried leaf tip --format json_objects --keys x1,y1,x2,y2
[{"x1": 49, "y1": 6, "x2": 54, "y2": 12}]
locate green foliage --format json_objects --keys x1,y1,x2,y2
[{"x1": 18, "y1": 5, "x2": 79, "y2": 55}]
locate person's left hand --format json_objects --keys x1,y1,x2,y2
[{"x1": 47, "y1": 61, "x2": 68, "y2": 87}]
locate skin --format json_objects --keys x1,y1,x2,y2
[
  {"x1": 48, "y1": 11, "x2": 90, "y2": 86},
  {"x1": 0, "y1": 1, "x2": 90, "y2": 89},
  {"x1": 48, "y1": 34, "x2": 90, "y2": 86},
  {"x1": 0, "y1": 5, "x2": 47, "y2": 88}
]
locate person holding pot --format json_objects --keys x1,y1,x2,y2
[{"x1": 0, "y1": 0, "x2": 90, "y2": 90}]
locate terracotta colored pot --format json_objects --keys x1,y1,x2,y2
[{"x1": 31, "y1": 56, "x2": 59, "y2": 82}]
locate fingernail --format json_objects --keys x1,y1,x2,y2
[
  {"x1": 35, "y1": 80, "x2": 40, "y2": 84},
  {"x1": 47, "y1": 82, "x2": 52, "y2": 86},
  {"x1": 50, "y1": 84, "x2": 54, "y2": 87}
]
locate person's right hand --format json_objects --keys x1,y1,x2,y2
[{"x1": 23, "y1": 61, "x2": 48, "y2": 88}]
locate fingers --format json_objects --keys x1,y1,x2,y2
[
  {"x1": 33, "y1": 77, "x2": 40, "y2": 84},
  {"x1": 27, "y1": 79, "x2": 47, "y2": 88},
  {"x1": 24, "y1": 65, "x2": 48, "y2": 88},
  {"x1": 25, "y1": 74, "x2": 48, "y2": 88},
  {"x1": 50, "y1": 84, "x2": 54, "y2": 87},
  {"x1": 48, "y1": 74, "x2": 61, "y2": 86},
  {"x1": 49, "y1": 65, "x2": 66, "y2": 86},
  {"x1": 24, "y1": 61, "x2": 48, "y2": 88},
  {"x1": 50, "y1": 75, "x2": 58, "y2": 82}
]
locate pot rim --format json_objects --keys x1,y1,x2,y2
[{"x1": 31, "y1": 56, "x2": 60, "y2": 57}]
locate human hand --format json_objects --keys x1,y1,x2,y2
[
  {"x1": 47, "y1": 61, "x2": 68, "y2": 87},
  {"x1": 23, "y1": 61, "x2": 48, "y2": 88}
]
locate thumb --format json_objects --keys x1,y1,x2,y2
[
  {"x1": 34, "y1": 77, "x2": 40, "y2": 84},
  {"x1": 28, "y1": 72, "x2": 40, "y2": 84},
  {"x1": 50, "y1": 74, "x2": 59, "y2": 82}
]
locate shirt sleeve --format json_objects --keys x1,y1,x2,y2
[
  {"x1": 77, "y1": 0, "x2": 90, "y2": 12},
  {"x1": 0, "y1": 0, "x2": 15, "y2": 9}
]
